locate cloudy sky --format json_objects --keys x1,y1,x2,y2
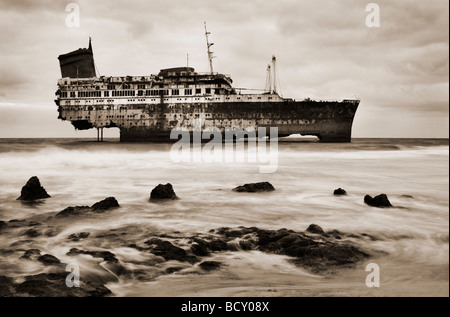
[{"x1": 0, "y1": 0, "x2": 448, "y2": 138}]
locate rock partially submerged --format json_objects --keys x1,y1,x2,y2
[
  {"x1": 67, "y1": 248, "x2": 118, "y2": 263},
  {"x1": 199, "y1": 261, "x2": 222, "y2": 271},
  {"x1": 364, "y1": 194, "x2": 392, "y2": 208},
  {"x1": 37, "y1": 254, "x2": 61, "y2": 265},
  {"x1": 232, "y1": 182, "x2": 275, "y2": 193},
  {"x1": 55, "y1": 197, "x2": 120, "y2": 218},
  {"x1": 55, "y1": 206, "x2": 91, "y2": 218},
  {"x1": 20, "y1": 249, "x2": 41, "y2": 260},
  {"x1": 128, "y1": 225, "x2": 372, "y2": 274},
  {"x1": 333, "y1": 188, "x2": 347, "y2": 195},
  {"x1": 91, "y1": 197, "x2": 120, "y2": 211},
  {"x1": 306, "y1": 224, "x2": 325, "y2": 235},
  {"x1": 0, "y1": 275, "x2": 14, "y2": 297},
  {"x1": 150, "y1": 183, "x2": 178, "y2": 201},
  {"x1": 68, "y1": 232, "x2": 90, "y2": 241},
  {"x1": 144, "y1": 238, "x2": 198, "y2": 264},
  {"x1": 0, "y1": 220, "x2": 6, "y2": 232},
  {"x1": 17, "y1": 176, "x2": 51, "y2": 201},
  {"x1": 14, "y1": 272, "x2": 111, "y2": 297}
]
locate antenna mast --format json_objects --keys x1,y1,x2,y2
[
  {"x1": 204, "y1": 22, "x2": 215, "y2": 74},
  {"x1": 272, "y1": 55, "x2": 277, "y2": 94},
  {"x1": 265, "y1": 64, "x2": 272, "y2": 93}
]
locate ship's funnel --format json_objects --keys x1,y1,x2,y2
[{"x1": 58, "y1": 38, "x2": 96, "y2": 78}]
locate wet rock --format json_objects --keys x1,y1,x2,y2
[
  {"x1": 239, "y1": 240, "x2": 253, "y2": 250},
  {"x1": 149, "y1": 183, "x2": 178, "y2": 201},
  {"x1": 55, "y1": 206, "x2": 91, "y2": 218},
  {"x1": 0, "y1": 275, "x2": 14, "y2": 297},
  {"x1": 327, "y1": 230, "x2": 342, "y2": 239},
  {"x1": 255, "y1": 228, "x2": 370, "y2": 273},
  {"x1": 8, "y1": 219, "x2": 26, "y2": 228},
  {"x1": 306, "y1": 224, "x2": 325, "y2": 235},
  {"x1": 364, "y1": 194, "x2": 393, "y2": 208},
  {"x1": 333, "y1": 188, "x2": 347, "y2": 195},
  {"x1": 191, "y1": 238, "x2": 211, "y2": 256},
  {"x1": 232, "y1": 182, "x2": 275, "y2": 193},
  {"x1": 91, "y1": 197, "x2": 120, "y2": 212},
  {"x1": 20, "y1": 249, "x2": 41, "y2": 260},
  {"x1": 66, "y1": 248, "x2": 118, "y2": 263},
  {"x1": 199, "y1": 261, "x2": 222, "y2": 271},
  {"x1": 15, "y1": 272, "x2": 111, "y2": 297},
  {"x1": 8, "y1": 219, "x2": 25, "y2": 223},
  {"x1": 213, "y1": 226, "x2": 371, "y2": 273},
  {"x1": 17, "y1": 176, "x2": 51, "y2": 201},
  {"x1": 37, "y1": 254, "x2": 61, "y2": 265},
  {"x1": 165, "y1": 267, "x2": 184, "y2": 274},
  {"x1": 68, "y1": 232, "x2": 91, "y2": 241},
  {"x1": 145, "y1": 238, "x2": 198, "y2": 263},
  {"x1": 24, "y1": 228, "x2": 41, "y2": 238},
  {"x1": 45, "y1": 228, "x2": 59, "y2": 237}
]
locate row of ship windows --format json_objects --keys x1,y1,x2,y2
[
  {"x1": 59, "y1": 88, "x2": 223, "y2": 98},
  {"x1": 62, "y1": 96, "x2": 272, "y2": 104}
]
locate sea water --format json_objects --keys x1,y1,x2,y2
[{"x1": 0, "y1": 138, "x2": 448, "y2": 296}]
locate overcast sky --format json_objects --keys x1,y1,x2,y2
[{"x1": 0, "y1": 0, "x2": 448, "y2": 138}]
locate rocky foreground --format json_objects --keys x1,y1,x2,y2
[
  {"x1": 0, "y1": 180, "x2": 394, "y2": 297},
  {"x1": 0, "y1": 205, "x2": 384, "y2": 297}
]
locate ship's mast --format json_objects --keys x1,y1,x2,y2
[
  {"x1": 265, "y1": 64, "x2": 272, "y2": 93},
  {"x1": 204, "y1": 22, "x2": 215, "y2": 74},
  {"x1": 272, "y1": 55, "x2": 277, "y2": 94}
]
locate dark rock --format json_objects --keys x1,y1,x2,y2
[
  {"x1": 91, "y1": 197, "x2": 120, "y2": 212},
  {"x1": 150, "y1": 183, "x2": 178, "y2": 201},
  {"x1": 17, "y1": 176, "x2": 51, "y2": 201},
  {"x1": 45, "y1": 229, "x2": 59, "y2": 237},
  {"x1": 327, "y1": 230, "x2": 342, "y2": 239},
  {"x1": 165, "y1": 267, "x2": 184, "y2": 274},
  {"x1": 211, "y1": 226, "x2": 371, "y2": 273},
  {"x1": 401, "y1": 195, "x2": 414, "y2": 199},
  {"x1": 255, "y1": 228, "x2": 370, "y2": 273},
  {"x1": 37, "y1": 254, "x2": 61, "y2": 265},
  {"x1": 21, "y1": 249, "x2": 41, "y2": 260},
  {"x1": 191, "y1": 238, "x2": 211, "y2": 256},
  {"x1": 15, "y1": 272, "x2": 111, "y2": 297},
  {"x1": 306, "y1": 224, "x2": 325, "y2": 235},
  {"x1": 232, "y1": 182, "x2": 275, "y2": 193},
  {"x1": 0, "y1": 220, "x2": 6, "y2": 231},
  {"x1": 8, "y1": 219, "x2": 25, "y2": 223},
  {"x1": 66, "y1": 248, "x2": 118, "y2": 263},
  {"x1": 364, "y1": 194, "x2": 393, "y2": 208},
  {"x1": 68, "y1": 232, "x2": 91, "y2": 241},
  {"x1": 55, "y1": 206, "x2": 90, "y2": 218},
  {"x1": 239, "y1": 240, "x2": 253, "y2": 250},
  {"x1": 333, "y1": 188, "x2": 347, "y2": 195},
  {"x1": 145, "y1": 238, "x2": 198, "y2": 263},
  {"x1": 0, "y1": 275, "x2": 14, "y2": 297},
  {"x1": 24, "y1": 228, "x2": 41, "y2": 238},
  {"x1": 199, "y1": 261, "x2": 222, "y2": 271}
]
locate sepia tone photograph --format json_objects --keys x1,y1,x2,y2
[{"x1": 0, "y1": 0, "x2": 448, "y2": 306}]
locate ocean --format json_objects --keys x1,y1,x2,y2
[{"x1": 0, "y1": 138, "x2": 448, "y2": 297}]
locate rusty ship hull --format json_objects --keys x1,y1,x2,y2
[{"x1": 60, "y1": 100, "x2": 358, "y2": 142}]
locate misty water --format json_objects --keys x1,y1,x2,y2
[{"x1": 0, "y1": 138, "x2": 448, "y2": 296}]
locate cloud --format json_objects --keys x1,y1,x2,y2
[{"x1": 0, "y1": 0, "x2": 447, "y2": 138}]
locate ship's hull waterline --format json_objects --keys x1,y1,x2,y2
[{"x1": 58, "y1": 100, "x2": 359, "y2": 143}]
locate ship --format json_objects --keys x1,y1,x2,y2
[{"x1": 55, "y1": 26, "x2": 359, "y2": 142}]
